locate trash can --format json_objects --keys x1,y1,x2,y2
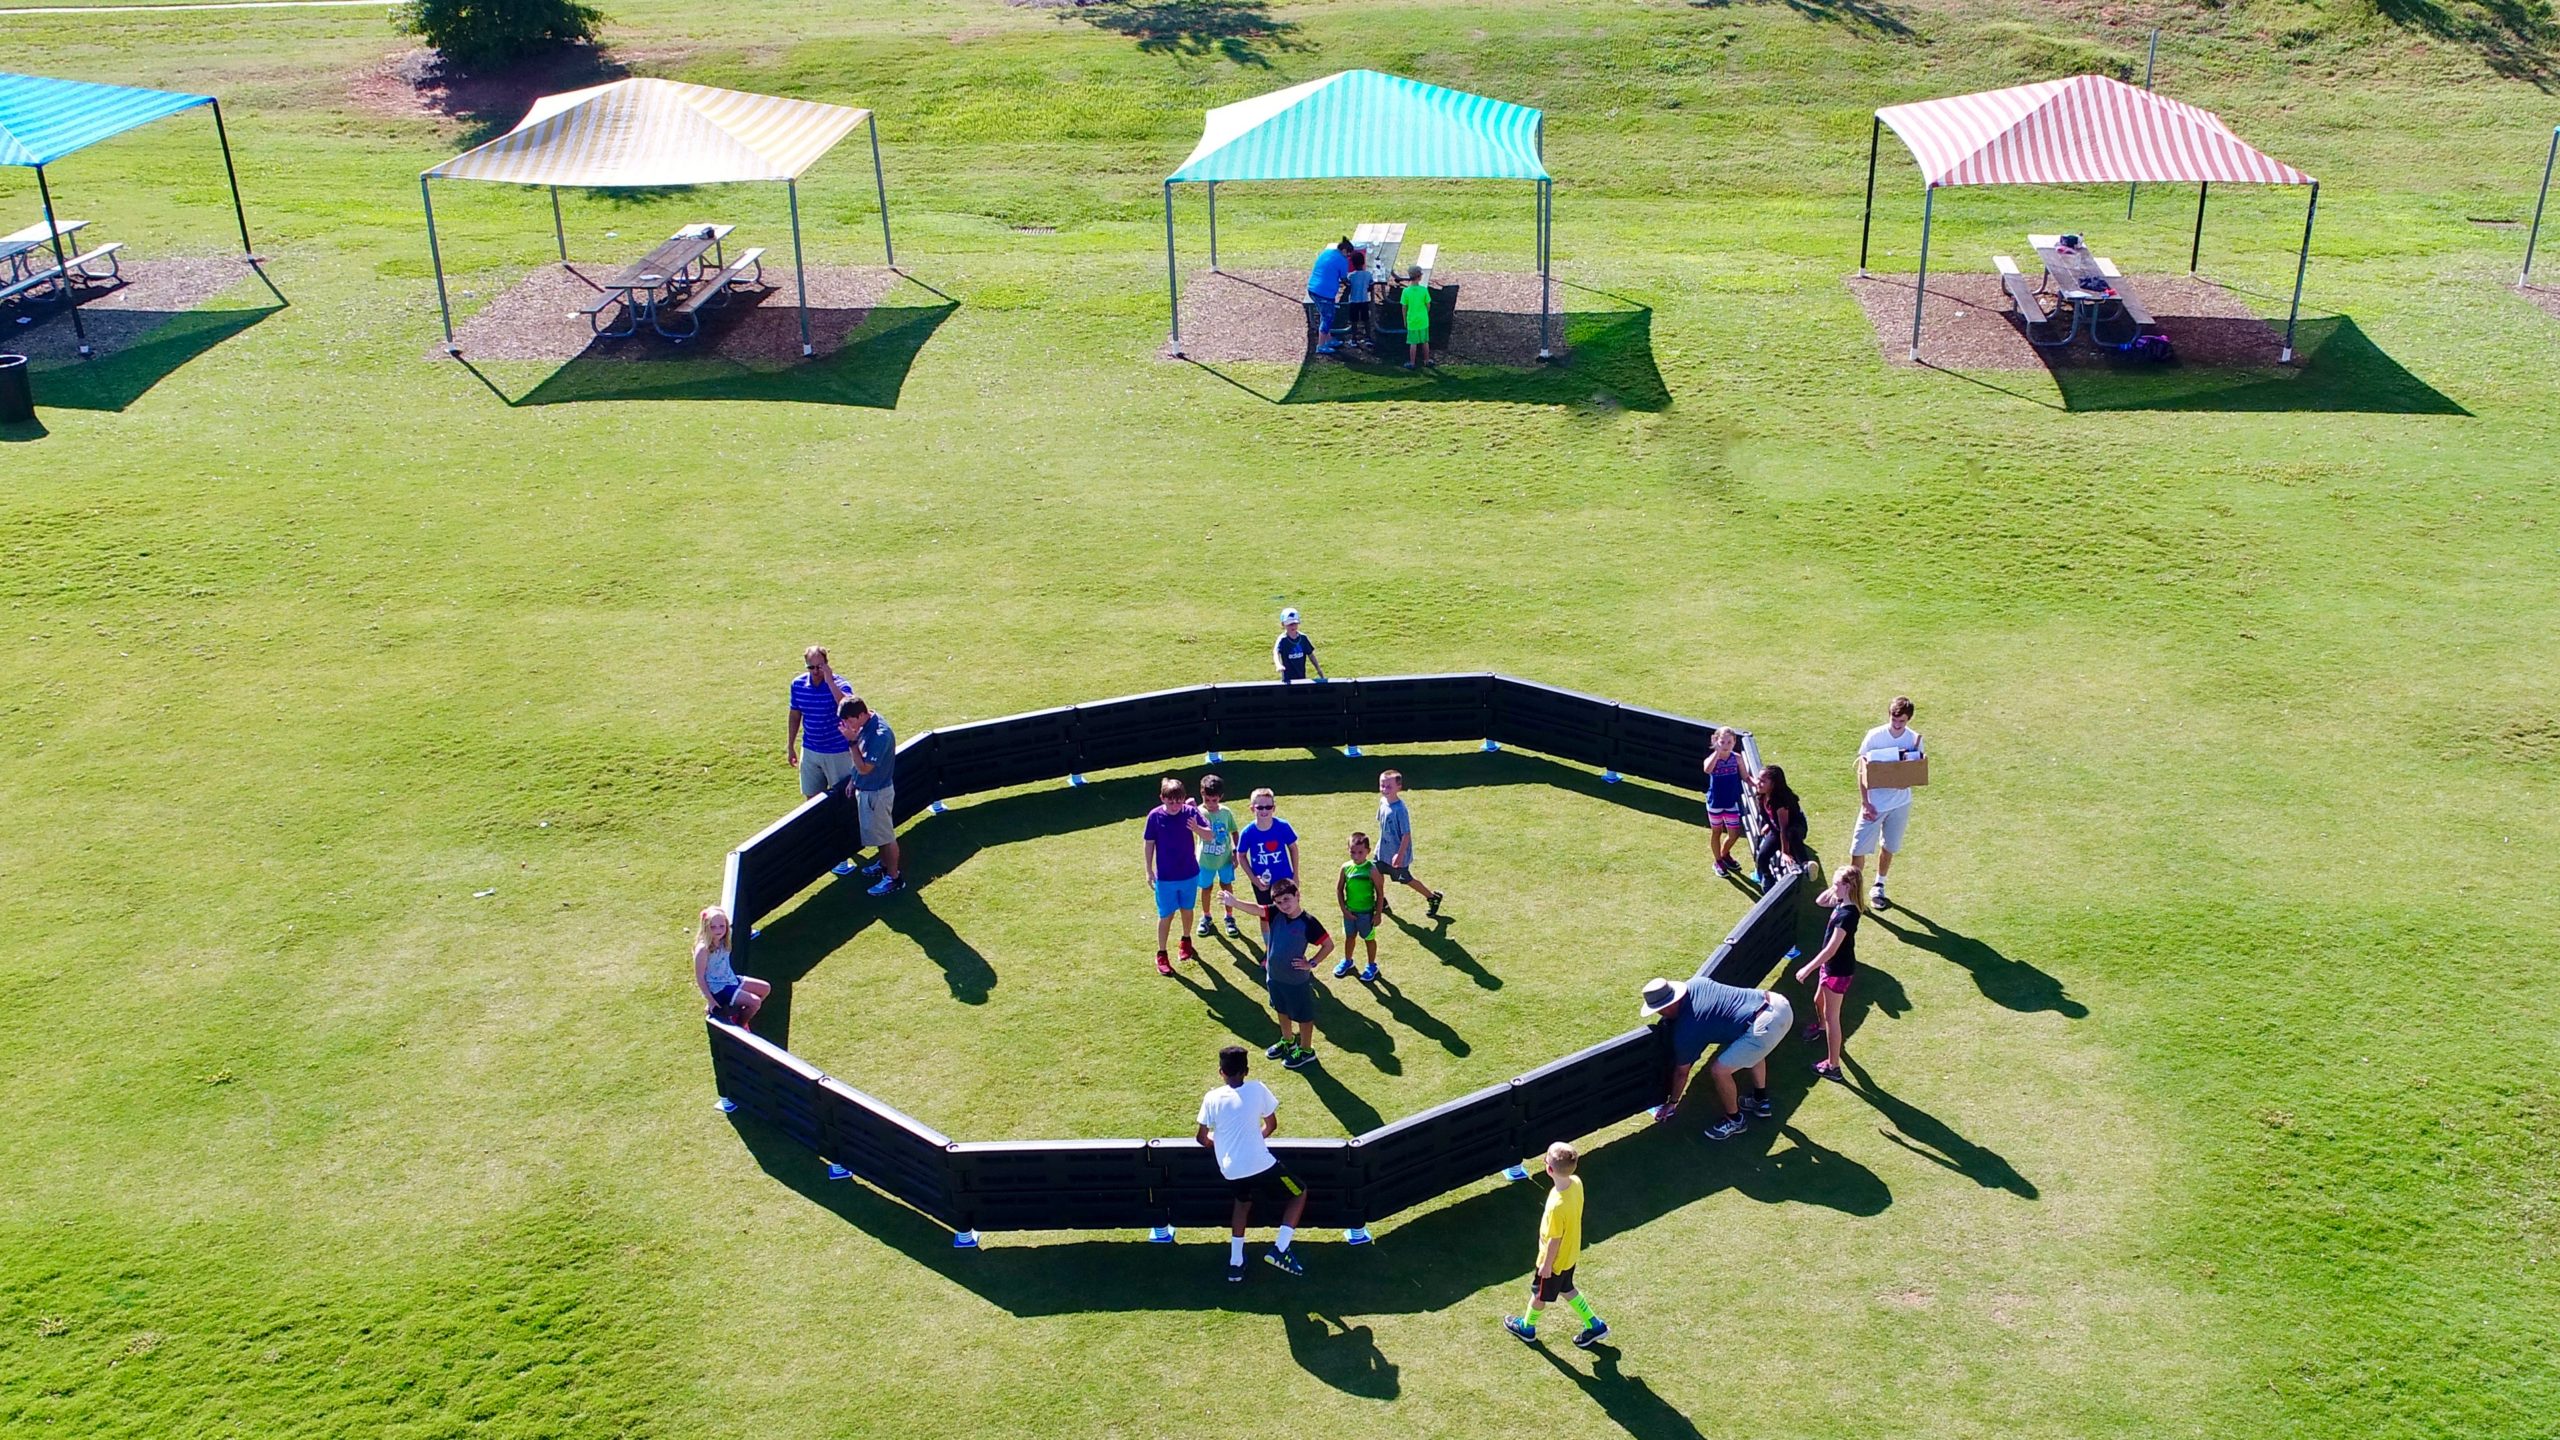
[
  {"x1": 1427, "y1": 284, "x2": 1458, "y2": 352},
  {"x1": 0, "y1": 354, "x2": 31, "y2": 425}
]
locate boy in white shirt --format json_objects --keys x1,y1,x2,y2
[
  {"x1": 1194, "y1": 1045, "x2": 1310, "y2": 1282},
  {"x1": 1851, "y1": 695, "x2": 1924, "y2": 911}
]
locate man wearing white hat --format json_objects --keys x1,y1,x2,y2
[
  {"x1": 1641, "y1": 970, "x2": 1792, "y2": 1142},
  {"x1": 1273, "y1": 608, "x2": 1323, "y2": 684}
]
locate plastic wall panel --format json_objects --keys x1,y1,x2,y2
[
  {"x1": 1353, "y1": 1083, "x2": 1524, "y2": 1223},
  {"x1": 1512, "y1": 1026, "x2": 1675, "y2": 1156},
  {"x1": 1611, "y1": 702, "x2": 1723, "y2": 790},
  {"x1": 929, "y1": 707, "x2": 1079, "y2": 795},
  {"x1": 1348, "y1": 673, "x2": 1495, "y2": 747},
  {"x1": 1069, "y1": 687, "x2": 1218, "y2": 773},
  {"x1": 1486, "y1": 677, "x2": 1618, "y2": 770},
  {"x1": 888, "y1": 730, "x2": 944, "y2": 826},
  {"x1": 816, "y1": 1077, "x2": 962, "y2": 1225},
  {"x1": 1712, "y1": 867, "x2": 1805, "y2": 987},
  {"x1": 1209, "y1": 680, "x2": 1356, "y2": 751},
  {"x1": 948, "y1": 1140, "x2": 1157, "y2": 1232},
  {"x1": 706, "y1": 1020, "x2": 824, "y2": 1149},
  {"x1": 731, "y1": 793, "x2": 854, "y2": 928},
  {"x1": 1149, "y1": 1138, "x2": 1366, "y2": 1230}
]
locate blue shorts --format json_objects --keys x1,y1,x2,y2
[
  {"x1": 1309, "y1": 292, "x2": 1338, "y2": 335},
  {"x1": 1342, "y1": 911, "x2": 1376, "y2": 941},
  {"x1": 1196, "y1": 861, "x2": 1235, "y2": 888},
  {"x1": 1153, "y1": 877, "x2": 1198, "y2": 918},
  {"x1": 1268, "y1": 982, "x2": 1316, "y2": 1023}
]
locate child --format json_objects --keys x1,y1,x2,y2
[
  {"x1": 1273, "y1": 608, "x2": 1324, "y2": 683},
  {"x1": 1374, "y1": 770, "x2": 1444, "y2": 918},
  {"x1": 1399, "y1": 270, "x2": 1432, "y2": 370},
  {"x1": 693, "y1": 906, "x2": 770, "y2": 1029},
  {"x1": 1235, "y1": 787, "x2": 1300, "y2": 943},
  {"x1": 1332, "y1": 831, "x2": 1382, "y2": 983},
  {"x1": 1794, "y1": 863, "x2": 1864, "y2": 1080},
  {"x1": 1143, "y1": 776, "x2": 1213, "y2": 976},
  {"x1": 1193, "y1": 773, "x2": 1244, "y2": 939},
  {"x1": 1195, "y1": 1045, "x2": 1311, "y2": 1282},
  {"x1": 1223, "y1": 878, "x2": 1333, "y2": 1071},
  {"x1": 1703, "y1": 728, "x2": 1747, "y2": 877},
  {"x1": 1504, "y1": 1142, "x2": 1609, "y2": 1349},
  {"x1": 1750, "y1": 764, "x2": 1809, "y2": 886}
]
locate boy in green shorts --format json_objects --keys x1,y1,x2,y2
[
  {"x1": 1193, "y1": 774, "x2": 1244, "y2": 939},
  {"x1": 1332, "y1": 831, "x2": 1382, "y2": 983},
  {"x1": 1399, "y1": 270, "x2": 1432, "y2": 370},
  {"x1": 1504, "y1": 1142, "x2": 1609, "y2": 1349}
]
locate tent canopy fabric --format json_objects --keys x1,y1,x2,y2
[
  {"x1": 0, "y1": 72, "x2": 213, "y2": 168},
  {"x1": 1876, "y1": 74, "x2": 2310, "y2": 189},
  {"x1": 1168, "y1": 69, "x2": 1546, "y2": 184},
  {"x1": 427, "y1": 78, "x2": 870, "y2": 187}
]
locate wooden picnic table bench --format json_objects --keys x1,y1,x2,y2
[
  {"x1": 2094, "y1": 258, "x2": 2154, "y2": 327},
  {"x1": 1995, "y1": 254, "x2": 2070, "y2": 347}
]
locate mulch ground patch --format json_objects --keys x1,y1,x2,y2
[
  {"x1": 434, "y1": 263, "x2": 901, "y2": 364},
  {"x1": 2517, "y1": 282, "x2": 2560, "y2": 324},
  {"x1": 1161, "y1": 268, "x2": 1570, "y2": 365},
  {"x1": 6, "y1": 258, "x2": 258, "y2": 362},
  {"x1": 1844, "y1": 271, "x2": 2293, "y2": 370}
]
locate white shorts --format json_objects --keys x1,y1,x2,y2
[
  {"x1": 800, "y1": 748, "x2": 856, "y2": 798},
  {"x1": 1714, "y1": 993, "x2": 1793, "y2": 1071},
  {"x1": 855, "y1": 786, "x2": 896, "y2": 848},
  {"x1": 1850, "y1": 802, "x2": 1911, "y2": 857}
]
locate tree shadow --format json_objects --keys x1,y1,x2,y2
[
  {"x1": 393, "y1": 43, "x2": 635, "y2": 147},
  {"x1": 17, "y1": 302, "x2": 281, "y2": 413},
  {"x1": 1839, "y1": 1054, "x2": 2037, "y2": 1199},
  {"x1": 499, "y1": 296, "x2": 956, "y2": 407},
  {"x1": 1536, "y1": 1345, "x2": 1705, "y2": 1440},
  {"x1": 1874, "y1": 907, "x2": 2085, "y2": 1020},
  {"x1": 1060, "y1": 0, "x2": 1312, "y2": 67},
  {"x1": 2046, "y1": 315, "x2": 2468, "y2": 415},
  {"x1": 1388, "y1": 913, "x2": 1502, "y2": 991},
  {"x1": 1691, "y1": 0, "x2": 1912, "y2": 37},
  {"x1": 1276, "y1": 305, "x2": 1670, "y2": 410},
  {"x1": 1284, "y1": 1309, "x2": 1399, "y2": 1398},
  {"x1": 2372, "y1": 0, "x2": 2558, "y2": 87}
]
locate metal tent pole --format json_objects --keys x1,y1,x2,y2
[
  {"x1": 787, "y1": 179, "x2": 812, "y2": 357},
  {"x1": 2523, "y1": 127, "x2": 2558, "y2": 286},
  {"x1": 1537, "y1": 179, "x2": 1553, "y2": 361},
  {"x1": 421, "y1": 176, "x2": 455, "y2": 353},
  {"x1": 2280, "y1": 181, "x2": 2317, "y2": 364},
  {"x1": 868, "y1": 113, "x2": 896, "y2": 270},
  {"x1": 1907, "y1": 184, "x2": 1934, "y2": 363},
  {"x1": 34, "y1": 165, "x2": 89, "y2": 354},
  {"x1": 207, "y1": 99, "x2": 259, "y2": 261},
  {"x1": 1163, "y1": 181, "x2": 1182, "y2": 357},
  {"x1": 2189, "y1": 181, "x2": 2209, "y2": 273},
  {"x1": 1207, "y1": 182, "x2": 1219, "y2": 272},
  {"x1": 1857, "y1": 115, "x2": 1879, "y2": 275},
  {"x1": 550, "y1": 187, "x2": 566, "y2": 261},
  {"x1": 2127, "y1": 28, "x2": 2159, "y2": 219}
]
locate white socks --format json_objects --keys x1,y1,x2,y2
[
  {"x1": 1229, "y1": 1236, "x2": 1246, "y2": 1264},
  {"x1": 1275, "y1": 1225, "x2": 1295, "y2": 1252}
]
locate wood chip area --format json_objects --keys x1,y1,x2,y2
[
  {"x1": 1161, "y1": 268, "x2": 1568, "y2": 365},
  {"x1": 2519, "y1": 282, "x2": 2560, "y2": 324},
  {"x1": 436, "y1": 263, "x2": 901, "y2": 363},
  {"x1": 6, "y1": 258, "x2": 257, "y2": 361},
  {"x1": 1845, "y1": 271, "x2": 2292, "y2": 370}
]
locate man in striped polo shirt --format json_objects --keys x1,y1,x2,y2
[{"x1": 788, "y1": 647, "x2": 857, "y2": 788}]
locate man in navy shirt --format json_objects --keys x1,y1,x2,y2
[
  {"x1": 837, "y1": 696, "x2": 903, "y2": 897},
  {"x1": 1306, "y1": 238, "x2": 1356, "y2": 356},
  {"x1": 1641, "y1": 967, "x2": 1793, "y2": 1141},
  {"x1": 1273, "y1": 608, "x2": 1322, "y2": 683}
]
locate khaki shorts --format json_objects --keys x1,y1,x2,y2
[{"x1": 855, "y1": 785, "x2": 895, "y2": 848}]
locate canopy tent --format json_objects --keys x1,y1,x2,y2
[
  {"x1": 421, "y1": 78, "x2": 893, "y2": 356},
  {"x1": 2521, "y1": 126, "x2": 2559, "y2": 286},
  {"x1": 1161, "y1": 70, "x2": 1555, "y2": 358},
  {"x1": 0, "y1": 72, "x2": 260, "y2": 356},
  {"x1": 1856, "y1": 74, "x2": 2319, "y2": 362}
]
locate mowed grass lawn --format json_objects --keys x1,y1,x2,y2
[{"x1": 2, "y1": 0, "x2": 2557, "y2": 1436}]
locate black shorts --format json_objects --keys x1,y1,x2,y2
[
  {"x1": 1250, "y1": 877, "x2": 1276, "y2": 907},
  {"x1": 1379, "y1": 863, "x2": 1414, "y2": 884},
  {"x1": 1226, "y1": 1162, "x2": 1305, "y2": 1205},
  {"x1": 1533, "y1": 1267, "x2": 1577, "y2": 1303}
]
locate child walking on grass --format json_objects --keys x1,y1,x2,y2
[
  {"x1": 1795, "y1": 863, "x2": 1865, "y2": 1081},
  {"x1": 1703, "y1": 727, "x2": 1747, "y2": 877},
  {"x1": 1332, "y1": 831, "x2": 1382, "y2": 983},
  {"x1": 1504, "y1": 1142, "x2": 1609, "y2": 1349}
]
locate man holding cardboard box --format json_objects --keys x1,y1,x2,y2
[{"x1": 1851, "y1": 696, "x2": 1927, "y2": 911}]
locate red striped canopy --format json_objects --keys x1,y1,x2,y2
[{"x1": 1876, "y1": 74, "x2": 2311, "y2": 189}]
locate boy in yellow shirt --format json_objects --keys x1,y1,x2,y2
[{"x1": 1504, "y1": 1142, "x2": 1609, "y2": 1347}]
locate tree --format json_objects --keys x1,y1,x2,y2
[{"x1": 393, "y1": 0, "x2": 604, "y2": 69}]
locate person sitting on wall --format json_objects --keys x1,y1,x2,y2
[
  {"x1": 1307, "y1": 237, "x2": 1357, "y2": 356},
  {"x1": 1641, "y1": 968, "x2": 1792, "y2": 1143},
  {"x1": 694, "y1": 905, "x2": 770, "y2": 1029}
]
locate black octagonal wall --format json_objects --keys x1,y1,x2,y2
[{"x1": 708, "y1": 676, "x2": 1809, "y2": 1238}]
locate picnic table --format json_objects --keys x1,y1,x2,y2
[
  {"x1": 1996, "y1": 232, "x2": 2152, "y2": 348},
  {"x1": 576, "y1": 224, "x2": 730, "y2": 338}
]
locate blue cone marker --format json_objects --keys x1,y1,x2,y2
[
  {"x1": 1344, "y1": 1226, "x2": 1373, "y2": 1245},
  {"x1": 715, "y1": 1097, "x2": 738, "y2": 1114},
  {"x1": 1147, "y1": 1225, "x2": 1176, "y2": 1244},
  {"x1": 827, "y1": 1163, "x2": 852, "y2": 1181}
]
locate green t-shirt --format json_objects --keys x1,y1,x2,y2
[
  {"x1": 1197, "y1": 806, "x2": 1239, "y2": 869},
  {"x1": 1340, "y1": 859, "x2": 1377, "y2": 913},
  {"x1": 1400, "y1": 283, "x2": 1430, "y2": 334}
]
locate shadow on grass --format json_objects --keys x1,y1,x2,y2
[
  {"x1": 1538, "y1": 1345, "x2": 1705, "y2": 1440},
  {"x1": 1060, "y1": 0, "x2": 1311, "y2": 67},
  {"x1": 1691, "y1": 0, "x2": 1912, "y2": 37},
  {"x1": 19, "y1": 302, "x2": 281, "y2": 413},
  {"x1": 1839, "y1": 1052, "x2": 2036, "y2": 1198},
  {"x1": 1285, "y1": 1310, "x2": 1399, "y2": 1398},
  {"x1": 1389, "y1": 910, "x2": 1502, "y2": 991},
  {"x1": 1875, "y1": 906, "x2": 2085, "y2": 1020},
  {"x1": 2047, "y1": 315, "x2": 2468, "y2": 415},
  {"x1": 1273, "y1": 304, "x2": 1670, "y2": 409},
  {"x1": 484, "y1": 297, "x2": 956, "y2": 407},
  {"x1": 2372, "y1": 0, "x2": 2558, "y2": 87}
]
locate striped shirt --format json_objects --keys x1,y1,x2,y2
[{"x1": 791, "y1": 673, "x2": 854, "y2": 754}]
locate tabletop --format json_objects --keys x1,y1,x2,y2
[
  {"x1": 602, "y1": 229, "x2": 717, "y2": 292},
  {"x1": 1, "y1": 218, "x2": 87, "y2": 260},
  {"x1": 2032, "y1": 236, "x2": 2109, "y2": 297}
]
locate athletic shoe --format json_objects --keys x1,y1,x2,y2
[
  {"x1": 1283, "y1": 1046, "x2": 1319, "y2": 1071},
  {"x1": 1573, "y1": 1320, "x2": 1611, "y2": 1349},
  {"x1": 1802, "y1": 1023, "x2": 1826, "y2": 1042},
  {"x1": 860, "y1": 861, "x2": 886, "y2": 879},
  {"x1": 1156, "y1": 952, "x2": 1174, "y2": 977},
  {"x1": 1266, "y1": 1040, "x2": 1292, "y2": 1060},
  {"x1": 1503, "y1": 1316, "x2": 1539, "y2": 1345},
  {"x1": 1401, "y1": 361, "x2": 1416, "y2": 371},
  {"x1": 1426, "y1": 891, "x2": 1444, "y2": 918},
  {"x1": 1869, "y1": 882, "x2": 1889, "y2": 911},
  {"x1": 1703, "y1": 1115, "x2": 1749, "y2": 1141},
  {"x1": 1359, "y1": 962, "x2": 1379, "y2": 984},
  {"x1": 1315, "y1": 343, "x2": 1340, "y2": 355},
  {"x1": 1332, "y1": 957, "x2": 1355, "y2": 979},
  {"x1": 1263, "y1": 1249, "x2": 1304, "y2": 1277},
  {"x1": 831, "y1": 860, "x2": 856, "y2": 877},
  {"x1": 1179, "y1": 940, "x2": 1200, "y2": 964},
  {"x1": 1196, "y1": 917, "x2": 1216, "y2": 939},
  {"x1": 1225, "y1": 916, "x2": 1244, "y2": 938},
  {"x1": 1745, "y1": 1092, "x2": 1775, "y2": 1119},
  {"x1": 1814, "y1": 1060, "x2": 1844, "y2": 1082},
  {"x1": 866, "y1": 875, "x2": 903, "y2": 897},
  {"x1": 1751, "y1": 871, "x2": 1768, "y2": 887},
  {"x1": 1228, "y1": 1260, "x2": 1246, "y2": 1284}
]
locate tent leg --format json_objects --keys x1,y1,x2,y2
[
  {"x1": 788, "y1": 180, "x2": 812, "y2": 358},
  {"x1": 208, "y1": 99, "x2": 260, "y2": 263},
  {"x1": 2127, "y1": 28, "x2": 2158, "y2": 220},
  {"x1": 550, "y1": 187, "x2": 566, "y2": 261},
  {"x1": 2523, "y1": 128, "x2": 2558, "y2": 286},
  {"x1": 1164, "y1": 181, "x2": 1182, "y2": 358},
  {"x1": 2280, "y1": 181, "x2": 2317, "y2": 365},
  {"x1": 421, "y1": 176, "x2": 455, "y2": 354},
  {"x1": 2190, "y1": 181, "x2": 2208, "y2": 274},
  {"x1": 869, "y1": 114, "x2": 896, "y2": 271},
  {"x1": 1537, "y1": 179, "x2": 1553, "y2": 361},
  {"x1": 1907, "y1": 185, "x2": 1934, "y2": 363},
  {"x1": 1207, "y1": 182, "x2": 1219, "y2": 273},
  {"x1": 1857, "y1": 114, "x2": 1879, "y2": 276},
  {"x1": 35, "y1": 166, "x2": 90, "y2": 355}
]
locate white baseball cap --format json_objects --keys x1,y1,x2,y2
[{"x1": 1280, "y1": 607, "x2": 1300, "y2": 624}]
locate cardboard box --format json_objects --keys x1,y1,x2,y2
[{"x1": 1859, "y1": 755, "x2": 1930, "y2": 789}]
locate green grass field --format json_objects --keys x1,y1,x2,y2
[{"x1": 3, "y1": 0, "x2": 2557, "y2": 1436}]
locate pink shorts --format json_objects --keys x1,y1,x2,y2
[
  {"x1": 1706, "y1": 808, "x2": 1743, "y2": 833},
  {"x1": 1819, "y1": 971, "x2": 1853, "y2": 995}
]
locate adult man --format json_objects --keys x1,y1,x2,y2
[
  {"x1": 1195, "y1": 1044, "x2": 1310, "y2": 1282},
  {"x1": 1306, "y1": 237, "x2": 1357, "y2": 356},
  {"x1": 1641, "y1": 968, "x2": 1793, "y2": 1142},
  {"x1": 788, "y1": 648, "x2": 862, "y2": 876},
  {"x1": 836, "y1": 696, "x2": 902, "y2": 897},
  {"x1": 1851, "y1": 695, "x2": 1925, "y2": 912},
  {"x1": 1273, "y1": 608, "x2": 1323, "y2": 683}
]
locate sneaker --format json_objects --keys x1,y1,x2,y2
[
  {"x1": 1359, "y1": 962, "x2": 1379, "y2": 984},
  {"x1": 1703, "y1": 1114, "x2": 1749, "y2": 1142},
  {"x1": 1814, "y1": 1060, "x2": 1844, "y2": 1082},
  {"x1": 1802, "y1": 1023, "x2": 1826, "y2": 1042},
  {"x1": 1263, "y1": 1248, "x2": 1304, "y2": 1277},
  {"x1": 1196, "y1": 917, "x2": 1216, "y2": 939},
  {"x1": 1869, "y1": 882, "x2": 1889, "y2": 911},
  {"x1": 1228, "y1": 1260, "x2": 1246, "y2": 1284},
  {"x1": 1156, "y1": 951, "x2": 1174, "y2": 977},
  {"x1": 1746, "y1": 1091, "x2": 1775, "y2": 1119},
  {"x1": 1332, "y1": 956, "x2": 1355, "y2": 979},
  {"x1": 1401, "y1": 361, "x2": 1416, "y2": 371},
  {"x1": 1283, "y1": 1046, "x2": 1318, "y2": 1071},
  {"x1": 1426, "y1": 891, "x2": 1444, "y2": 918},
  {"x1": 1751, "y1": 870, "x2": 1768, "y2": 887},
  {"x1": 831, "y1": 860, "x2": 856, "y2": 877},
  {"x1": 1315, "y1": 342, "x2": 1340, "y2": 355},
  {"x1": 1573, "y1": 1320, "x2": 1611, "y2": 1349},
  {"x1": 860, "y1": 861, "x2": 886, "y2": 879},
  {"x1": 866, "y1": 874, "x2": 904, "y2": 897},
  {"x1": 1226, "y1": 916, "x2": 1244, "y2": 938},
  {"x1": 1266, "y1": 1040, "x2": 1292, "y2": 1060},
  {"x1": 1179, "y1": 940, "x2": 1200, "y2": 964},
  {"x1": 1502, "y1": 1316, "x2": 1540, "y2": 1346}
]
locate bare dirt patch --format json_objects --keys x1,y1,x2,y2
[
  {"x1": 1161, "y1": 268, "x2": 1568, "y2": 366},
  {"x1": 1845, "y1": 271, "x2": 2291, "y2": 370},
  {"x1": 434, "y1": 263, "x2": 901, "y2": 364},
  {"x1": 347, "y1": 45, "x2": 691, "y2": 133},
  {"x1": 2517, "y1": 282, "x2": 2560, "y2": 325},
  {"x1": 5, "y1": 258, "x2": 263, "y2": 362}
]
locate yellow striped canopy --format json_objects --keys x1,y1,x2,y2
[{"x1": 426, "y1": 78, "x2": 869, "y2": 187}]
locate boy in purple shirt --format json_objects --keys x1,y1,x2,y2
[{"x1": 1144, "y1": 777, "x2": 1214, "y2": 976}]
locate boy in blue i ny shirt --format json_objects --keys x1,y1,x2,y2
[{"x1": 1234, "y1": 786, "x2": 1299, "y2": 943}]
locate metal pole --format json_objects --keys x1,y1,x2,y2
[
  {"x1": 33, "y1": 165, "x2": 88, "y2": 353},
  {"x1": 2280, "y1": 180, "x2": 2317, "y2": 364},
  {"x1": 208, "y1": 99, "x2": 259, "y2": 261},
  {"x1": 550, "y1": 187, "x2": 566, "y2": 261},
  {"x1": 421, "y1": 175, "x2": 455, "y2": 352},
  {"x1": 787, "y1": 179, "x2": 812, "y2": 357},
  {"x1": 1857, "y1": 115, "x2": 1880, "y2": 275},
  {"x1": 2189, "y1": 181, "x2": 2208, "y2": 273},
  {"x1": 1207, "y1": 182, "x2": 1219, "y2": 272},
  {"x1": 1163, "y1": 181, "x2": 1182, "y2": 356},
  {"x1": 868, "y1": 113, "x2": 896, "y2": 270},
  {"x1": 1907, "y1": 184, "x2": 1934, "y2": 363},
  {"x1": 2523, "y1": 127, "x2": 2559, "y2": 286},
  {"x1": 1537, "y1": 179, "x2": 1553, "y2": 360},
  {"x1": 2127, "y1": 29, "x2": 2158, "y2": 219}
]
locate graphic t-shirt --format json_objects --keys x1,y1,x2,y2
[
  {"x1": 1340, "y1": 859, "x2": 1377, "y2": 914},
  {"x1": 1538, "y1": 1176, "x2": 1585, "y2": 1271},
  {"x1": 1376, "y1": 797, "x2": 1412, "y2": 865},
  {"x1": 1239, "y1": 818, "x2": 1299, "y2": 886},
  {"x1": 790, "y1": 674, "x2": 855, "y2": 754},
  {"x1": 1274, "y1": 632, "x2": 1318, "y2": 681},
  {"x1": 1264, "y1": 909, "x2": 1329, "y2": 989},
  {"x1": 1859, "y1": 723, "x2": 1925, "y2": 812},
  {"x1": 1823, "y1": 904, "x2": 1861, "y2": 979},
  {"x1": 1196, "y1": 806, "x2": 1239, "y2": 872},
  {"x1": 1667, "y1": 971, "x2": 1770, "y2": 1066},
  {"x1": 1197, "y1": 1079, "x2": 1279, "y2": 1180},
  {"x1": 1144, "y1": 804, "x2": 1202, "y2": 885}
]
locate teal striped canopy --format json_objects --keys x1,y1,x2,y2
[
  {"x1": 1169, "y1": 70, "x2": 1547, "y2": 184},
  {"x1": 0, "y1": 72, "x2": 213, "y2": 168}
]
